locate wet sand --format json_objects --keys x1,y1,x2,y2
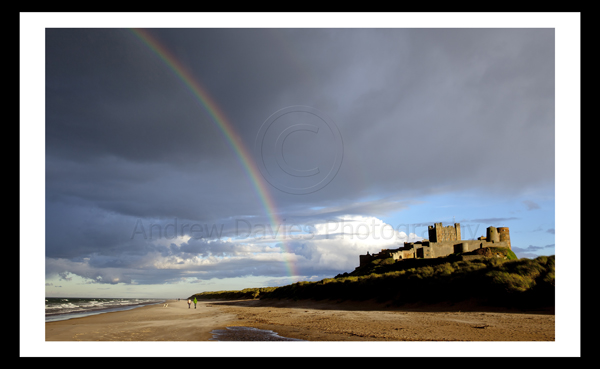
[
  {"x1": 210, "y1": 299, "x2": 555, "y2": 341},
  {"x1": 45, "y1": 298, "x2": 555, "y2": 342}
]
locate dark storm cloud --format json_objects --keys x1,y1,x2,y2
[
  {"x1": 45, "y1": 28, "x2": 555, "y2": 285},
  {"x1": 45, "y1": 29, "x2": 231, "y2": 164},
  {"x1": 333, "y1": 28, "x2": 554, "y2": 198}
]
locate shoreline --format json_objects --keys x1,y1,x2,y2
[
  {"x1": 45, "y1": 298, "x2": 555, "y2": 342},
  {"x1": 45, "y1": 300, "x2": 166, "y2": 323},
  {"x1": 45, "y1": 299, "x2": 238, "y2": 341}
]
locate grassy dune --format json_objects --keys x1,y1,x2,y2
[{"x1": 192, "y1": 250, "x2": 554, "y2": 310}]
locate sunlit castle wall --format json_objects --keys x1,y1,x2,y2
[{"x1": 428, "y1": 223, "x2": 461, "y2": 242}]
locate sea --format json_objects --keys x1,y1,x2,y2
[{"x1": 45, "y1": 297, "x2": 165, "y2": 322}]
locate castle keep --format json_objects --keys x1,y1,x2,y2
[
  {"x1": 428, "y1": 222, "x2": 461, "y2": 242},
  {"x1": 359, "y1": 223, "x2": 511, "y2": 267}
]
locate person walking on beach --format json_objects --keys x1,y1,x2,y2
[
  {"x1": 193, "y1": 297, "x2": 197, "y2": 309},
  {"x1": 187, "y1": 299, "x2": 191, "y2": 309}
]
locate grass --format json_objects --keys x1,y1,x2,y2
[
  {"x1": 190, "y1": 287, "x2": 279, "y2": 300},
  {"x1": 468, "y1": 246, "x2": 518, "y2": 260},
  {"x1": 191, "y1": 252, "x2": 554, "y2": 310}
]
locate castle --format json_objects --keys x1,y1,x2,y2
[{"x1": 359, "y1": 222, "x2": 511, "y2": 267}]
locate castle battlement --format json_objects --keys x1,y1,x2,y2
[{"x1": 359, "y1": 223, "x2": 511, "y2": 267}]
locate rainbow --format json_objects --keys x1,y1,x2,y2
[{"x1": 130, "y1": 28, "x2": 298, "y2": 280}]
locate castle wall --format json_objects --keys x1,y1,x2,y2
[
  {"x1": 416, "y1": 245, "x2": 433, "y2": 259},
  {"x1": 359, "y1": 254, "x2": 373, "y2": 266},
  {"x1": 376, "y1": 249, "x2": 403, "y2": 260},
  {"x1": 429, "y1": 240, "x2": 509, "y2": 258},
  {"x1": 401, "y1": 249, "x2": 415, "y2": 259},
  {"x1": 430, "y1": 242, "x2": 454, "y2": 258}
]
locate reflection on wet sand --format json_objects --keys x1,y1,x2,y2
[{"x1": 210, "y1": 326, "x2": 305, "y2": 341}]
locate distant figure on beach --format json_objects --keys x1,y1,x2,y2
[
  {"x1": 187, "y1": 299, "x2": 191, "y2": 309},
  {"x1": 193, "y1": 297, "x2": 197, "y2": 309}
]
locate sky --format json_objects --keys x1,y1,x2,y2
[{"x1": 22, "y1": 14, "x2": 579, "y2": 303}]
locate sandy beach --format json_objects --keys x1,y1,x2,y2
[
  {"x1": 45, "y1": 298, "x2": 554, "y2": 342},
  {"x1": 45, "y1": 299, "x2": 235, "y2": 341}
]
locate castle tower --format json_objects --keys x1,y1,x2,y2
[
  {"x1": 428, "y1": 222, "x2": 461, "y2": 242},
  {"x1": 486, "y1": 226, "x2": 499, "y2": 243},
  {"x1": 498, "y1": 227, "x2": 511, "y2": 249},
  {"x1": 428, "y1": 224, "x2": 438, "y2": 242},
  {"x1": 454, "y1": 223, "x2": 461, "y2": 241}
]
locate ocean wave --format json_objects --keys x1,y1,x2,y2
[{"x1": 45, "y1": 297, "x2": 164, "y2": 321}]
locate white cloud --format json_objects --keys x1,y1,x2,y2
[
  {"x1": 278, "y1": 215, "x2": 424, "y2": 273},
  {"x1": 45, "y1": 215, "x2": 423, "y2": 285}
]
